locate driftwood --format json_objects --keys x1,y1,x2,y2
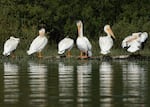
[
  {"x1": 44, "y1": 54, "x2": 150, "y2": 61},
  {"x1": 1, "y1": 54, "x2": 150, "y2": 61}
]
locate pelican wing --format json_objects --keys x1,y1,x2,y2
[
  {"x1": 122, "y1": 35, "x2": 132, "y2": 48},
  {"x1": 127, "y1": 42, "x2": 141, "y2": 53},
  {"x1": 140, "y1": 32, "x2": 148, "y2": 42},
  {"x1": 58, "y1": 37, "x2": 74, "y2": 54},
  {"x1": 83, "y1": 37, "x2": 92, "y2": 50},
  {"x1": 83, "y1": 37, "x2": 92, "y2": 56},
  {"x1": 122, "y1": 32, "x2": 148, "y2": 53},
  {"x1": 27, "y1": 36, "x2": 48, "y2": 55},
  {"x1": 3, "y1": 37, "x2": 20, "y2": 56},
  {"x1": 99, "y1": 36, "x2": 113, "y2": 55},
  {"x1": 76, "y1": 37, "x2": 92, "y2": 56},
  {"x1": 122, "y1": 35, "x2": 140, "y2": 52}
]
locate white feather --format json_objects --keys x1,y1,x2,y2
[
  {"x1": 3, "y1": 36, "x2": 20, "y2": 56},
  {"x1": 76, "y1": 36, "x2": 92, "y2": 57},
  {"x1": 27, "y1": 28, "x2": 48, "y2": 55},
  {"x1": 27, "y1": 36, "x2": 48, "y2": 55},
  {"x1": 76, "y1": 20, "x2": 92, "y2": 57},
  {"x1": 99, "y1": 25, "x2": 115, "y2": 55},
  {"x1": 139, "y1": 32, "x2": 148, "y2": 42},
  {"x1": 58, "y1": 37, "x2": 74, "y2": 54},
  {"x1": 99, "y1": 36, "x2": 113, "y2": 55},
  {"x1": 122, "y1": 32, "x2": 148, "y2": 53}
]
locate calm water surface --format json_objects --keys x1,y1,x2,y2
[{"x1": 0, "y1": 59, "x2": 150, "y2": 107}]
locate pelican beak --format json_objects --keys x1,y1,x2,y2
[
  {"x1": 108, "y1": 28, "x2": 115, "y2": 39},
  {"x1": 39, "y1": 28, "x2": 45, "y2": 36},
  {"x1": 76, "y1": 21, "x2": 81, "y2": 36}
]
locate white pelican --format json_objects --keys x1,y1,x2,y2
[
  {"x1": 58, "y1": 37, "x2": 74, "y2": 57},
  {"x1": 76, "y1": 20, "x2": 92, "y2": 58},
  {"x1": 122, "y1": 32, "x2": 148, "y2": 53},
  {"x1": 27, "y1": 28, "x2": 48, "y2": 58},
  {"x1": 3, "y1": 36, "x2": 20, "y2": 57},
  {"x1": 99, "y1": 25, "x2": 115, "y2": 55}
]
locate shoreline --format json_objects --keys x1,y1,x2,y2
[{"x1": 1, "y1": 54, "x2": 150, "y2": 62}]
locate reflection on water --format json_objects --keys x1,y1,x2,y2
[
  {"x1": 122, "y1": 61, "x2": 146, "y2": 106},
  {"x1": 4, "y1": 62, "x2": 19, "y2": 104},
  {"x1": 99, "y1": 61, "x2": 113, "y2": 107},
  {"x1": 28, "y1": 62, "x2": 47, "y2": 107},
  {"x1": 77, "y1": 62, "x2": 92, "y2": 107},
  {"x1": 1, "y1": 60, "x2": 149, "y2": 107},
  {"x1": 58, "y1": 62, "x2": 74, "y2": 104}
]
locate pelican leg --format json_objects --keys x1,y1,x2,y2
[
  {"x1": 80, "y1": 51, "x2": 83, "y2": 58},
  {"x1": 77, "y1": 51, "x2": 82, "y2": 58},
  {"x1": 11, "y1": 52, "x2": 15, "y2": 58},
  {"x1": 67, "y1": 50, "x2": 71, "y2": 57},
  {"x1": 83, "y1": 52, "x2": 88, "y2": 58},
  {"x1": 38, "y1": 52, "x2": 43, "y2": 58},
  {"x1": 79, "y1": 51, "x2": 88, "y2": 59}
]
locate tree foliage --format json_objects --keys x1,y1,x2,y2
[{"x1": 0, "y1": 0, "x2": 149, "y2": 49}]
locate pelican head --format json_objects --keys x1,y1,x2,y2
[
  {"x1": 10, "y1": 36, "x2": 20, "y2": 42},
  {"x1": 76, "y1": 20, "x2": 82, "y2": 27},
  {"x1": 76, "y1": 20, "x2": 83, "y2": 37},
  {"x1": 104, "y1": 25, "x2": 115, "y2": 39},
  {"x1": 132, "y1": 32, "x2": 142, "y2": 37},
  {"x1": 39, "y1": 28, "x2": 45, "y2": 36}
]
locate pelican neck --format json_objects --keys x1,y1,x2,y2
[{"x1": 78, "y1": 27, "x2": 83, "y2": 37}]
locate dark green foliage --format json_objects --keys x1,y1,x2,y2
[{"x1": 0, "y1": 0, "x2": 149, "y2": 51}]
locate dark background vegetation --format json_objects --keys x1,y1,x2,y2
[{"x1": 0, "y1": 0, "x2": 150, "y2": 53}]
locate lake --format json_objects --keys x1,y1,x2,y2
[{"x1": 0, "y1": 59, "x2": 150, "y2": 107}]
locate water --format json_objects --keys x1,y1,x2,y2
[{"x1": 0, "y1": 59, "x2": 150, "y2": 107}]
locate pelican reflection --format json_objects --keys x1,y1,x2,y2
[
  {"x1": 122, "y1": 61, "x2": 146, "y2": 105},
  {"x1": 58, "y1": 62, "x2": 74, "y2": 104},
  {"x1": 4, "y1": 62, "x2": 19, "y2": 103},
  {"x1": 99, "y1": 61, "x2": 113, "y2": 106},
  {"x1": 77, "y1": 62, "x2": 92, "y2": 106},
  {"x1": 28, "y1": 61, "x2": 47, "y2": 106}
]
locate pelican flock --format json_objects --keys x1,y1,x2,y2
[
  {"x1": 3, "y1": 36, "x2": 20, "y2": 57},
  {"x1": 122, "y1": 32, "x2": 148, "y2": 53},
  {"x1": 27, "y1": 28, "x2": 48, "y2": 58},
  {"x1": 99, "y1": 25, "x2": 115, "y2": 55},
  {"x1": 1, "y1": 21, "x2": 149, "y2": 59},
  {"x1": 76, "y1": 20, "x2": 92, "y2": 58},
  {"x1": 58, "y1": 37, "x2": 74, "y2": 57}
]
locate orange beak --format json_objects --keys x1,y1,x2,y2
[
  {"x1": 77, "y1": 21, "x2": 81, "y2": 36},
  {"x1": 108, "y1": 28, "x2": 115, "y2": 39}
]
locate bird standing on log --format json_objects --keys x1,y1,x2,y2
[
  {"x1": 99, "y1": 25, "x2": 115, "y2": 55},
  {"x1": 76, "y1": 20, "x2": 92, "y2": 58}
]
